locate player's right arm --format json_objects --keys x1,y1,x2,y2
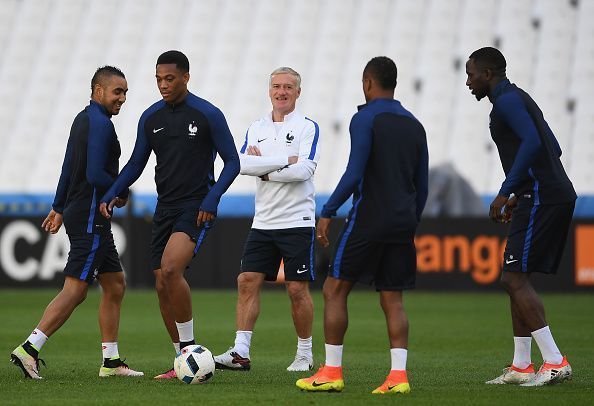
[
  {"x1": 320, "y1": 113, "x2": 372, "y2": 218},
  {"x1": 494, "y1": 92, "x2": 542, "y2": 197},
  {"x1": 99, "y1": 117, "x2": 152, "y2": 218},
  {"x1": 44, "y1": 133, "x2": 74, "y2": 233},
  {"x1": 238, "y1": 125, "x2": 289, "y2": 176}
]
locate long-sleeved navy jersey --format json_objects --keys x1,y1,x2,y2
[
  {"x1": 101, "y1": 92, "x2": 240, "y2": 212},
  {"x1": 322, "y1": 98, "x2": 429, "y2": 242},
  {"x1": 489, "y1": 79, "x2": 576, "y2": 204},
  {"x1": 53, "y1": 100, "x2": 123, "y2": 234}
]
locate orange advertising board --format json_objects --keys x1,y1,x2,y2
[{"x1": 575, "y1": 225, "x2": 594, "y2": 286}]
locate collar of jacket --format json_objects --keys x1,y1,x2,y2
[{"x1": 489, "y1": 78, "x2": 511, "y2": 103}]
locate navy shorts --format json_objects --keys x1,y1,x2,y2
[
  {"x1": 63, "y1": 232, "x2": 122, "y2": 284},
  {"x1": 329, "y1": 227, "x2": 416, "y2": 291},
  {"x1": 240, "y1": 227, "x2": 315, "y2": 282},
  {"x1": 150, "y1": 203, "x2": 211, "y2": 270},
  {"x1": 503, "y1": 198, "x2": 574, "y2": 274}
]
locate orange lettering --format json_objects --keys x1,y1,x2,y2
[
  {"x1": 443, "y1": 236, "x2": 470, "y2": 272},
  {"x1": 471, "y1": 236, "x2": 501, "y2": 284},
  {"x1": 415, "y1": 235, "x2": 441, "y2": 273}
]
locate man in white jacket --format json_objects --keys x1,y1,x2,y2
[{"x1": 214, "y1": 67, "x2": 320, "y2": 372}]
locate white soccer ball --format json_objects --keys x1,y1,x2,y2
[{"x1": 174, "y1": 344, "x2": 215, "y2": 384}]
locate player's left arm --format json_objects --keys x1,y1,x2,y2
[
  {"x1": 200, "y1": 108, "x2": 240, "y2": 215},
  {"x1": 414, "y1": 130, "x2": 429, "y2": 222},
  {"x1": 495, "y1": 92, "x2": 542, "y2": 198},
  {"x1": 266, "y1": 119, "x2": 320, "y2": 183}
]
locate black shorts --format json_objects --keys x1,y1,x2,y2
[
  {"x1": 329, "y1": 227, "x2": 416, "y2": 291},
  {"x1": 63, "y1": 232, "x2": 122, "y2": 284},
  {"x1": 151, "y1": 203, "x2": 211, "y2": 270},
  {"x1": 503, "y1": 199, "x2": 574, "y2": 274},
  {"x1": 240, "y1": 227, "x2": 315, "y2": 282}
]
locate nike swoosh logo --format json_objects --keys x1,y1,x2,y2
[
  {"x1": 153, "y1": 127, "x2": 164, "y2": 133},
  {"x1": 311, "y1": 381, "x2": 330, "y2": 387},
  {"x1": 297, "y1": 269, "x2": 309, "y2": 274},
  {"x1": 505, "y1": 259, "x2": 518, "y2": 264},
  {"x1": 257, "y1": 138, "x2": 267, "y2": 142}
]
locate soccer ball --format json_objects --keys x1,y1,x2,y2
[{"x1": 174, "y1": 345, "x2": 215, "y2": 384}]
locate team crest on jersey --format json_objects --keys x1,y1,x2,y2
[
  {"x1": 188, "y1": 122, "x2": 198, "y2": 140},
  {"x1": 285, "y1": 131, "x2": 294, "y2": 145}
]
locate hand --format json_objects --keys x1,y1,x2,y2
[
  {"x1": 316, "y1": 217, "x2": 331, "y2": 248},
  {"x1": 114, "y1": 197, "x2": 128, "y2": 208},
  {"x1": 246, "y1": 145, "x2": 262, "y2": 156},
  {"x1": 288, "y1": 156, "x2": 298, "y2": 165},
  {"x1": 41, "y1": 209, "x2": 63, "y2": 234},
  {"x1": 502, "y1": 195, "x2": 518, "y2": 223},
  {"x1": 197, "y1": 210, "x2": 215, "y2": 227},
  {"x1": 99, "y1": 198, "x2": 119, "y2": 219},
  {"x1": 489, "y1": 194, "x2": 509, "y2": 223}
]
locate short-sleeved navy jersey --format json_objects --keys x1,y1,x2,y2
[
  {"x1": 53, "y1": 101, "x2": 122, "y2": 234},
  {"x1": 322, "y1": 98, "x2": 429, "y2": 242},
  {"x1": 489, "y1": 79, "x2": 576, "y2": 204},
  {"x1": 102, "y1": 92, "x2": 239, "y2": 212}
]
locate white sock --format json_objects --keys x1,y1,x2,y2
[
  {"x1": 532, "y1": 326, "x2": 563, "y2": 364},
  {"x1": 390, "y1": 348, "x2": 408, "y2": 370},
  {"x1": 173, "y1": 342, "x2": 180, "y2": 354},
  {"x1": 176, "y1": 319, "x2": 194, "y2": 343},
  {"x1": 27, "y1": 329, "x2": 48, "y2": 350},
  {"x1": 297, "y1": 336, "x2": 313, "y2": 358},
  {"x1": 102, "y1": 342, "x2": 119, "y2": 359},
  {"x1": 325, "y1": 343, "x2": 343, "y2": 367},
  {"x1": 512, "y1": 336, "x2": 532, "y2": 369},
  {"x1": 234, "y1": 331, "x2": 252, "y2": 358}
]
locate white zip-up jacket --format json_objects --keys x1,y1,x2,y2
[{"x1": 239, "y1": 109, "x2": 320, "y2": 229}]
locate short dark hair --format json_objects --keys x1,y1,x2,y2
[
  {"x1": 469, "y1": 47, "x2": 507, "y2": 77},
  {"x1": 156, "y1": 50, "x2": 190, "y2": 73},
  {"x1": 364, "y1": 56, "x2": 397, "y2": 90},
  {"x1": 91, "y1": 66, "x2": 125, "y2": 92}
]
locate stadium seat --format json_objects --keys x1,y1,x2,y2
[{"x1": 0, "y1": 0, "x2": 591, "y2": 201}]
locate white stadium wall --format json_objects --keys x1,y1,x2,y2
[{"x1": 0, "y1": 0, "x2": 592, "y2": 210}]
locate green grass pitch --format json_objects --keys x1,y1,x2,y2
[{"x1": 0, "y1": 289, "x2": 592, "y2": 405}]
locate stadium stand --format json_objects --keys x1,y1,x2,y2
[{"x1": 0, "y1": 0, "x2": 592, "y2": 215}]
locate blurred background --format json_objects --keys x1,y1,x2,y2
[{"x1": 0, "y1": 0, "x2": 593, "y2": 290}]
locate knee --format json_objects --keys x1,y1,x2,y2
[
  {"x1": 380, "y1": 292, "x2": 404, "y2": 312},
  {"x1": 111, "y1": 276, "x2": 126, "y2": 299},
  {"x1": 77, "y1": 289, "x2": 88, "y2": 305},
  {"x1": 287, "y1": 282, "x2": 310, "y2": 303},
  {"x1": 322, "y1": 279, "x2": 345, "y2": 302},
  {"x1": 100, "y1": 275, "x2": 126, "y2": 301},
  {"x1": 500, "y1": 272, "x2": 527, "y2": 294},
  {"x1": 155, "y1": 271, "x2": 167, "y2": 294},
  {"x1": 237, "y1": 272, "x2": 261, "y2": 295},
  {"x1": 160, "y1": 258, "x2": 182, "y2": 281}
]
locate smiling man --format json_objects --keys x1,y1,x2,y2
[
  {"x1": 99, "y1": 50, "x2": 240, "y2": 379},
  {"x1": 466, "y1": 47, "x2": 576, "y2": 387},
  {"x1": 214, "y1": 67, "x2": 320, "y2": 372},
  {"x1": 11, "y1": 66, "x2": 143, "y2": 379}
]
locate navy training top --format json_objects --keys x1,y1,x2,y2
[
  {"x1": 53, "y1": 100, "x2": 125, "y2": 235},
  {"x1": 489, "y1": 79, "x2": 576, "y2": 204},
  {"x1": 101, "y1": 92, "x2": 240, "y2": 213},
  {"x1": 321, "y1": 98, "x2": 429, "y2": 242}
]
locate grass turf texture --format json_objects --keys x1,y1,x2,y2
[{"x1": 0, "y1": 289, "x2": 592, "y2": 405}]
